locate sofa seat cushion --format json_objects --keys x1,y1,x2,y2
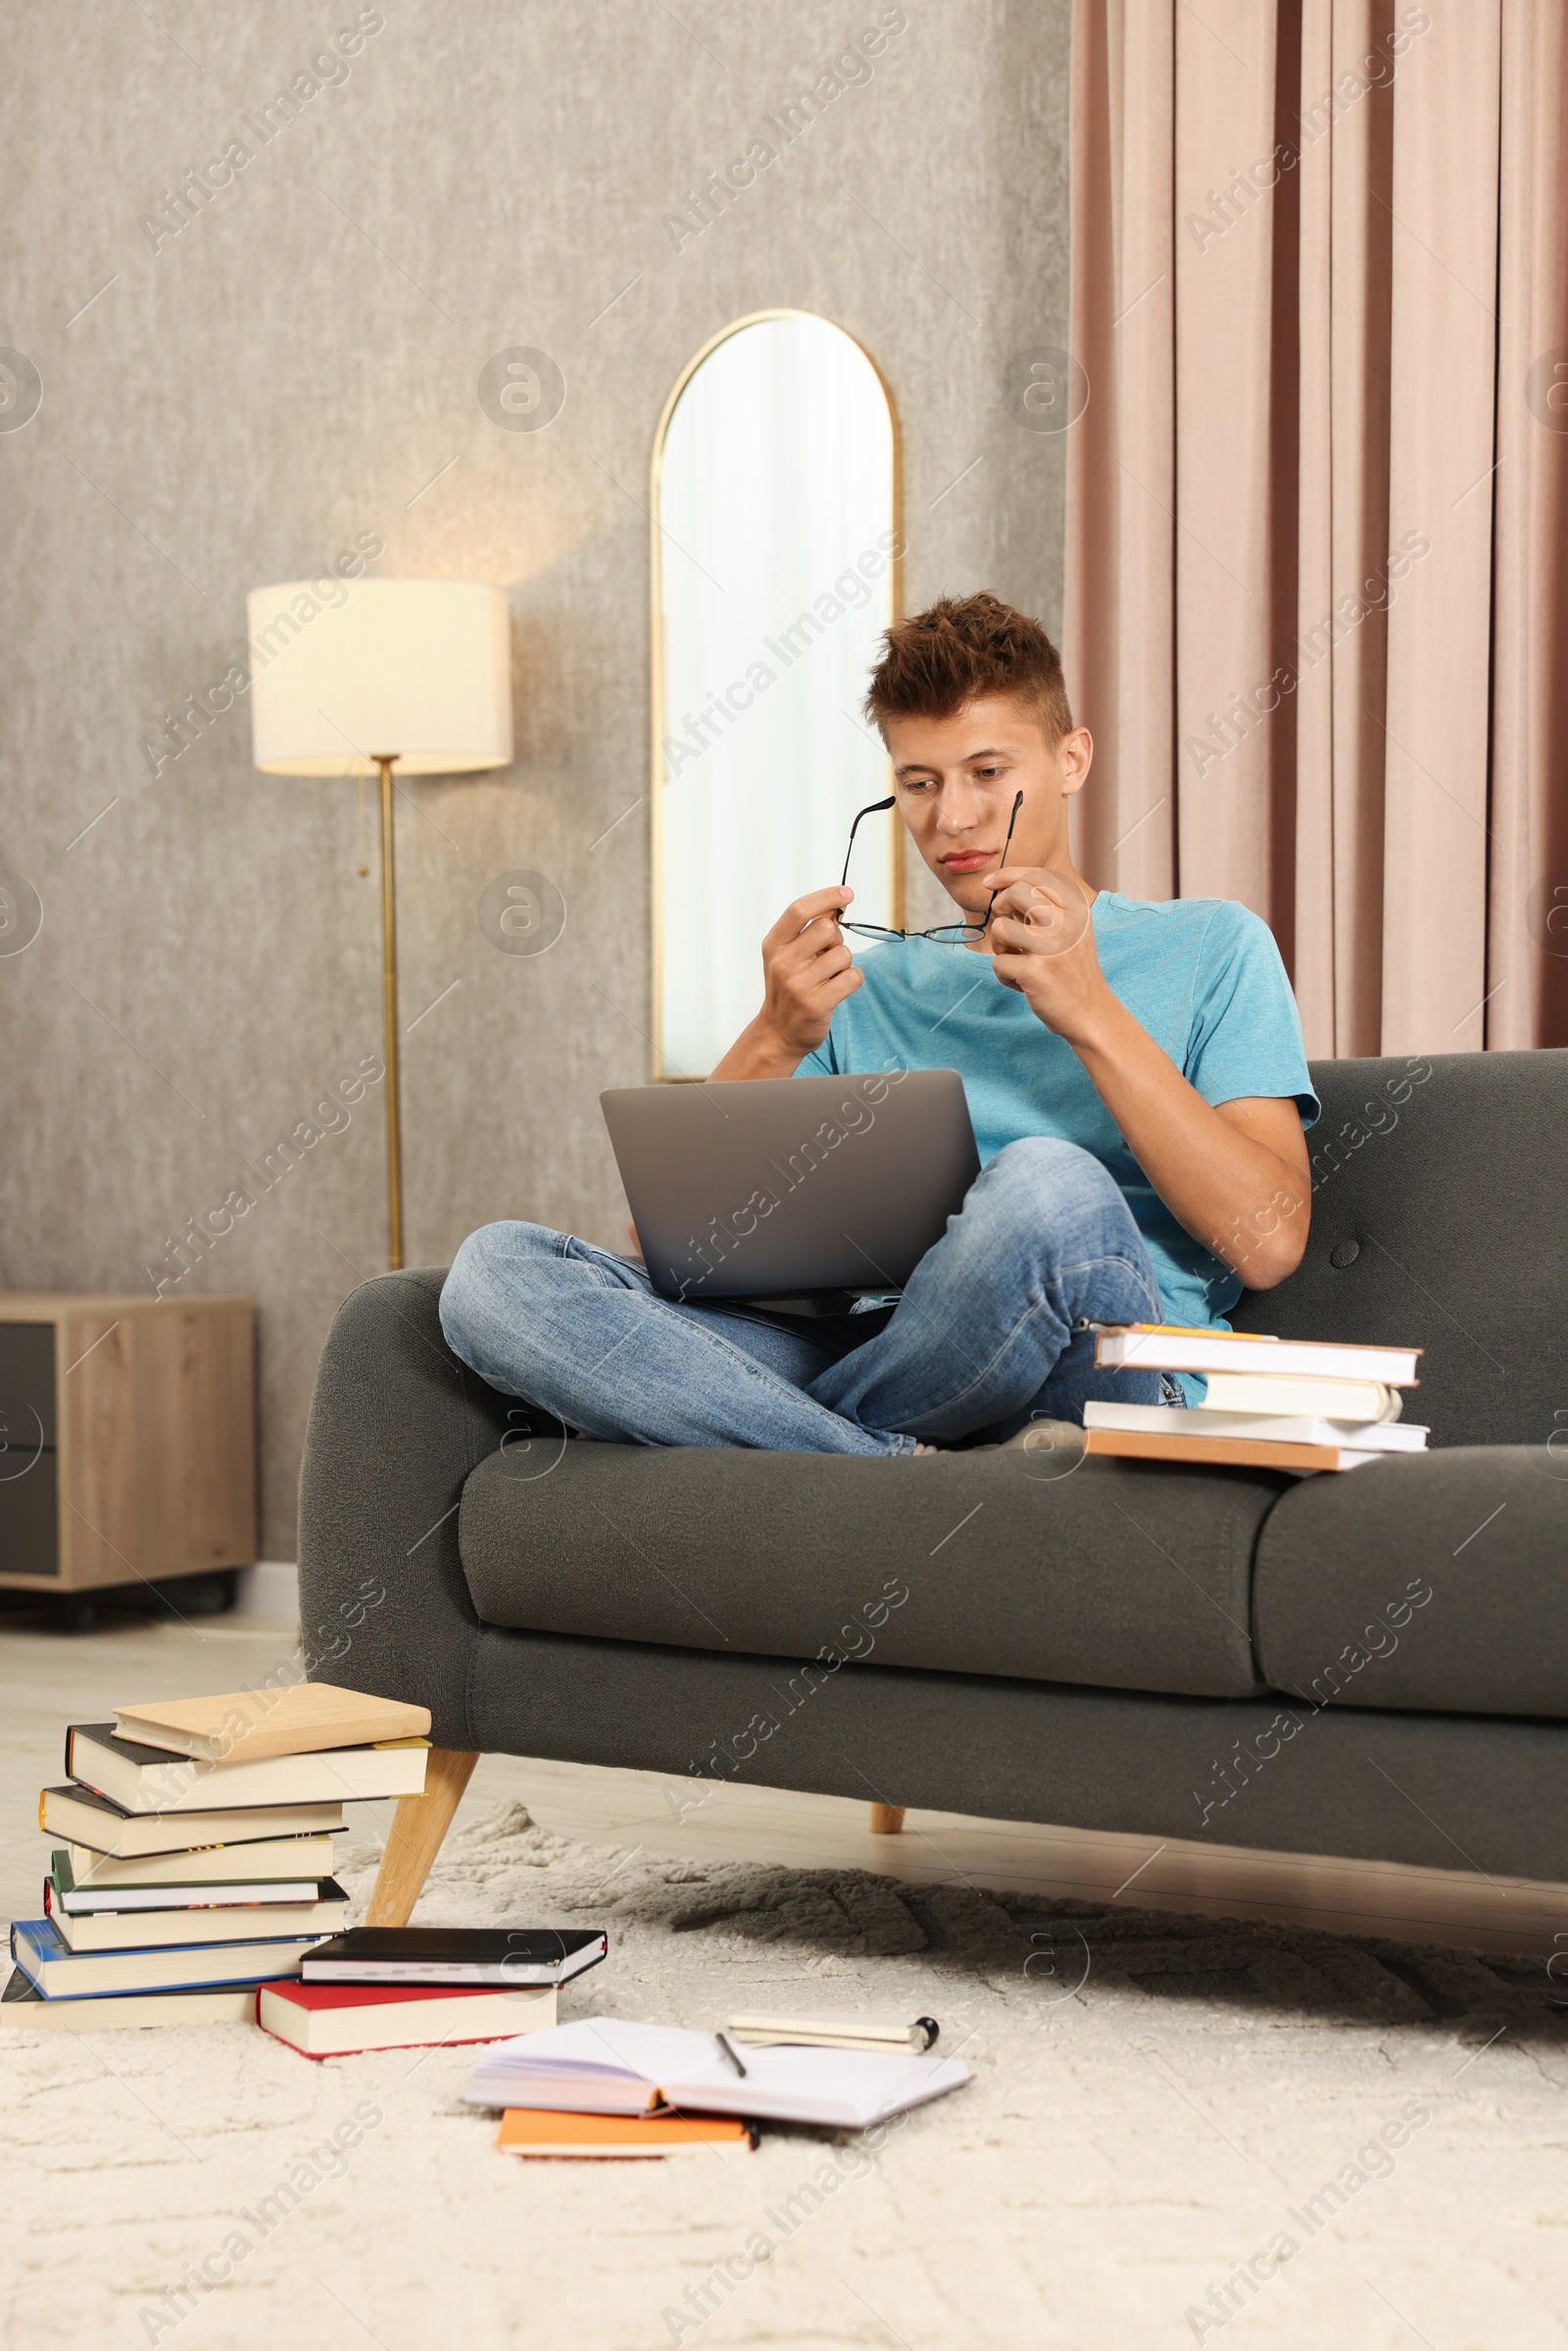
[
  {"x1": 1253, "y1": 1446, "x2": 1568, "y2": 1717},
  {"x1": 457, "y1": 1444, "x2": 1279, "y2": 1699}
]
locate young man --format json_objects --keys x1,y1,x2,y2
[{"x1": 441, "y1": 594, "x2": 1318, "y2": 1453}]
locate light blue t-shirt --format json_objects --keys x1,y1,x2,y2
[{"x1": 798, "y1": 891, "x2": 1319, "y2": 1343}]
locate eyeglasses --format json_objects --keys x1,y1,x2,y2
[{"x1": 837, "y1": 789, "x2": 1024, "y2": 944}]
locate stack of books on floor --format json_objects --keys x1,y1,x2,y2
[
  {"x1": 1083, "y1": 1325, "x2": 1427, "y2": 1474},
  {"x1": 4, "y1": 1683, "x2": 430, "y2": 2031},
  {"x1": 256, "y1": 1925, "x2": 609, "y2": 2058},
  {"x1": 464, "y1": 2013, "x2": 971, "y2": 2158}
]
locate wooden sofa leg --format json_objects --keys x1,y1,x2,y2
[
  {"x1": 366, "y1": 1748, "x2": 479, "y2": 1928},
  {"x1": 869, "y1": 1804, "x2": 906, "y2": 1835}
]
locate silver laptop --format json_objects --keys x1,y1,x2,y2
[{"x1": 600, "y1": 1070, "x2": 980, "y2": 1309}]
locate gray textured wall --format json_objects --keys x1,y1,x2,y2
[{"x1": 0, "y1": 0, "x2": 1070, "y2": 1557}]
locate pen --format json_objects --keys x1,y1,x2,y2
[{"x1": 715, "y1": 2030, "x2": 749, "y2": 2078}]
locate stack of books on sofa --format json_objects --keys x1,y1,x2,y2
[
  {"x1": 4, "y1": 1683, "x2": 429, "y2": 2031},
  {"x1": 1082, "y1": 1325, "x2": 1427, "y2": 1473}
]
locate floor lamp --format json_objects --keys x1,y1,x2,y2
[{"x1": 247, "y1": 577, "x2": 513, "y2": 1269}]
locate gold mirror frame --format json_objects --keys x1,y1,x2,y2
[{"x1": 649, "y1": 308, "x2": 904, "y2": 1079}]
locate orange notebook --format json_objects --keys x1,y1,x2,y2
[
  {"x1": 497, "y1": 2108, "x2": 756, "y2": 2159},
  {"x1": 1084, "y1": 1428, "x2": 1367, "y2": 1473}
]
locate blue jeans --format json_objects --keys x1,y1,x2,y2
[{"x1": 439, "y1": 1136, "x2": 1165, "y2": 1456}]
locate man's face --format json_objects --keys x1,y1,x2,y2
[{"x1": 882, "y1": 695, "x2": 1093, "y2": 917}]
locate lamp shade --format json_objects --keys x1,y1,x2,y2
[{"x1": 247, "y1": 577, "x2": 512, "y2": 775}]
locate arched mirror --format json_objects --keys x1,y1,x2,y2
[{"x1": 651, "y1": 311, "x2": 901, "y2": 1078}]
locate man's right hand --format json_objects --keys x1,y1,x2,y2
[{"x1": 710, "y1": 887, "x2": 863, "y2": 1079}]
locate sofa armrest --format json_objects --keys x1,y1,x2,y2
[{"x1": 296, "y1": 1266, "x2": 529, "y2": 1748}]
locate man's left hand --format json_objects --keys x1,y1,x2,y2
[{"x1": 983, "y1": 868, "x2": 1108, "y2": 1042}]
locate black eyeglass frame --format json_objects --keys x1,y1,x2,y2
[{"x1": 836, "y1": 789, "x2": 1025, "y2": 944}]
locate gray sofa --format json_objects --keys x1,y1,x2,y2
[{"x1": 299, "y1": 1050, "x2": 1568, "y2": 1895}]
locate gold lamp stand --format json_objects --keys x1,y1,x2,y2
[
  {"x1": 245, "y1": 578, "x2": 513, "y2": 1278},
  {"x1": 374, "y1": 754, "x2": 405, "y2": 1271}
]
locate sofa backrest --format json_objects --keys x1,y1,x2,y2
[{"x1": 1231, "y1": 1049, "x2": 1567, "y2": 1447}]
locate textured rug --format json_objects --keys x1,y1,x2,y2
[{"x1": 3, "y1": 1800, "x2": 1566, "y2": 2351}]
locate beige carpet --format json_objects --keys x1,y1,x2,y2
[{"x1": 2, "y1": 1800, "x2": 1565, "y2": 2351}]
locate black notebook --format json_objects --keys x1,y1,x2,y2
[{"x1": 302, "y1": 1927, "x2": 609, "y2": 1986}]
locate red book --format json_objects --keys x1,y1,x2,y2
[{"x1": 256, "y1": 1976, "x2": 557, "y2": 2059}]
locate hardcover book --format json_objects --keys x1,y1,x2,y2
[
  {"x1": 1197, "y1": 1371, "x2": 1404, "y2": 1421},
  {"x1": 1092, "y1": 1325, "x2": 1421, "y2": 1385},
  {"x1": 65, "y1": 1833, "x2": 338, "y2": 1889},
  {"x1": 43, "y1": 1874, "x2": 349, "y2": 1952},
  {"x1": 1083, "y1": 1428, "x2": 1386, "y2": 1473},
  {"x1": 0, "y1": 1967, "x2": 256, "y2": 2031},
  {"x1": 257, "y1": 1978, "x2": 558, "y2": 2058},
  {"x1": 50, "y1": 1850, "x2": 326, "y2": 1913},
  {"x1": 1084, "y1": 1401, "x2": 1427, "y2": 1450},
  {"x1": 11, "y1": 1917, "x2": 331, "y2": 1999},
  {"x1": 301, "y1": 1927, "x2": 609, "y2": 1988},
  {"x1": 39, "y1": 1785, "x2": 346, "y2": 1858},
  {"x1": 64, "y1": 1726, "x2": 427, "y2": 1815},
  {"x1": 114, "y1": 1684, "x2": 429, "y2": 1764}
]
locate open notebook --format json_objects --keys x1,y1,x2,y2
[{"x1": 465, "y1": 2018, "x2": 972, "y2": 2130}]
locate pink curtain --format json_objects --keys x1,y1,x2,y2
[{"x1": 1064, "y1": 0, "x2": 1568, "y2": 1053}]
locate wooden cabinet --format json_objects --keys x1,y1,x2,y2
[{"x1": 0, "y1": 1295, "x2": 256, "y2": 1592}]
